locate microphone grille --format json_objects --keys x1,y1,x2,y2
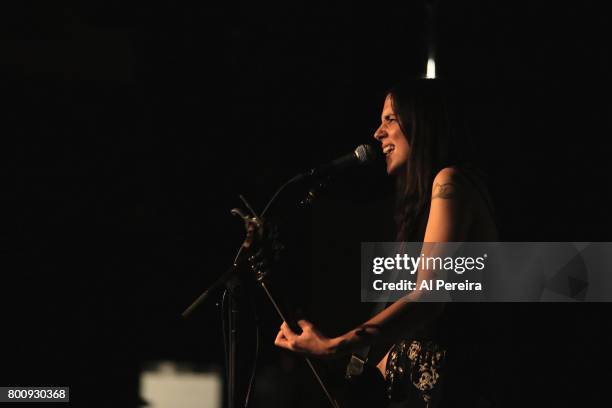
[{"x1": 354, "y1": 144, "x2": 378, "y2": 164}]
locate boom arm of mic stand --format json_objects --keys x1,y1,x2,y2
[{"x1": 181, "y1": 261, "x2": 241, "y2": 318}]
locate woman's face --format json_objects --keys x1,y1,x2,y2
[{"x1": 373, "y1": 94, "x2": 410, "y2": 175}]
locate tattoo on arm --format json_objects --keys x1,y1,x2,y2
[{"x1": 432, "y1": 182, "x2": 457, "y2": 199}]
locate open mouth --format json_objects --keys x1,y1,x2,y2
[{"x1": 383, "y1": 144, "x2": 395, "y2": 156}]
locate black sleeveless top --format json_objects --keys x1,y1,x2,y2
[{"x1": 384, "y1": 165, "x2": 497, "y2": 408}]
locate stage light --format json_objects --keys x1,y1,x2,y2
[{"x1": 426, "y1": 58, "x2": 436, "y2": 79}]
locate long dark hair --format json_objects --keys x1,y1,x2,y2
[{"x1": 390, "y1": 80, "x2": 469, "y2": 241}]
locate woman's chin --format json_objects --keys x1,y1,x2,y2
[
  {"x1": 386, "y1": 157, "x2": 407, "y2": 176},
  {"x1": 387, "y1": 161, "x2": 400, "y2": 175}
]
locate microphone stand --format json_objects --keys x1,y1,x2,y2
[
  {"x1": 182, "y1": 258, "x2": 248, "y2": 408},
  {"x1": 182, "y1": 173, "x2": 340, "y2": 408}
]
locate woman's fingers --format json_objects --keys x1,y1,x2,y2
[
  {"x1": 274, "y1": 330, "x2": 289, "y2": 348},
  {"x1": 273, "y1": 320, "x2": 333, "y2": 358},
  {"x1": 275, "y1": 328, "x2": 300, "y2": 351},
  {"x1": 280, "y1": 321, "x2": 298, "y2": 340},
  {"x1": 297, "y1": 319, "x2": 313, "y2": 330},
  {"x1": 278, "y1": 322, "x2": 306, "y2": 352}
]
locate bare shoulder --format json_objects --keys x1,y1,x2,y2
[
  {"x1": 431, "y1": 167, "x2": 467, "y2": 200},
  {"x1": 424, "y1": 167, "x2": 473, "y2": 241}
]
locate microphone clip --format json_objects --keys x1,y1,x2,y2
[{"x1": 300, "y1": 175, "x2": 331, "y2": 206}]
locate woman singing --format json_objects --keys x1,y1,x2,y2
[{"x1": 274, "y1": 80, "x2": 498, "y2": 407}]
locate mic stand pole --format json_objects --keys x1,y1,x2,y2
[
  {"x1": 226, "y1": 274, "x2": 241, "y2": 408},
  {"x1": 181, "y1": 264, "x2": 244, "y2": 408},
  {"x1": 182, "y1": 250, "x2": 249, "y2": 408}
]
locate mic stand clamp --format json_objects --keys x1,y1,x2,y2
[{"x1": 300, "y1": 174, "x2": 331, "y2": 206}]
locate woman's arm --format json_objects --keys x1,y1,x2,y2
[
  {"x1": 331, "y1": 167, "x2": 473, "y2": 355},
  {"x1": 275, "y1": 167, "x2": 473, "y2": 358}
]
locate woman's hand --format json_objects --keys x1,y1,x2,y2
[{"x1": 274, "y1": 320, "x2": 341, "y2": 359}]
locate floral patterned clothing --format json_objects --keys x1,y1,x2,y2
[{"x1": 384, "y1": 339, "x2": 447, "y2": 407}]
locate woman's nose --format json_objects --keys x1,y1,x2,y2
[{"x1": 373, "y1": 126, "x2": 386, "y2": 141}]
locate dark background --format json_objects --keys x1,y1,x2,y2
[{"x1": 3, "y1": 1, "x2": 612, "y2": 407}]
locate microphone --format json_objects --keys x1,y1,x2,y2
[
  {"x1": 263, "y1": 144, "x2": 380, "y2": 212},
  {"x1": 303, "y1": 144, "x2": 379, "y2": 179}
]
